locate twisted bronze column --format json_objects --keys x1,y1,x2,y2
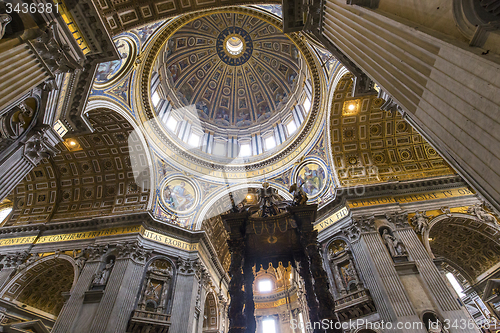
[
  {"x1": 299, "y1": 227, "x2": 340, "y2": 333},
  {"x1": 243, "y1": 261, "x2": 256, "y2": 333},
  {"x1": 228, "y1": 239, "x2": 246, "y2": 333}
]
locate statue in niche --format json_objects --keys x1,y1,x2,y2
[
  {"x1": 91, "y1": 259, "x2": 114, "y2": 288},
  {"x1": 100, "y1": 259, "x2": 114, "y2": 284},
  {"x1": 411, "y1": 211, "x2": 432, "y2": 234},
  {"x1": 468, "y1": 203, "x2": 497, "y2": 224},
  {"x1": 92, "y1": 270, "x2": 103, "y2": 286},
  {"x1": 382, "y1": 229, "x2": 407, "y2": 258},
  {"x1": 340, "y1": 262, "x2": 358, "y2": 289},
  {"x1": 144, "y1": 280, "x2": 161, "y2": 300}
]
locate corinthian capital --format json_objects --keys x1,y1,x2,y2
[
  {"x1": 23, "y1": 126, "x2": 59, "y2": 165},
  {"x1": 385, "y1": 211, "x2": 409, "y2": 229},
  {"x1": 341, "y1": 223, "x2": 360, "y2": 242},
  {"x1": 30, "y1": 22, "x2": 82, "y2": 75},
  {"x1": 115, "y1": 241, "x2": 152, "y2": 263},
  {"x1": 353, "y1": 215, "x2": 375, "y2": 232}
]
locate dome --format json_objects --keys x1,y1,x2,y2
[{"x1": 150, "y1": 11, "x2": 313, "y2": 159}]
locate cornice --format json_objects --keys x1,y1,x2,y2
[
  {"x1": 317, "y1": 175, "x2": 467, "y2": 220},
  {"x1": 0, "y1": 211, "x2": 230, "y2": 283}
]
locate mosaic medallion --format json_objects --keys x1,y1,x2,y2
[
  {"x1": 295, "y1": 162, "x2": 327, "y2": 198},
  {"x1": 161, "y1": 178, "x2": 198, "y2": 213}
]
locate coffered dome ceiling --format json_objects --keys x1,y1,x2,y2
[
  {"x1": 158, "y1": 12, "x2": 302, "y2": 130},
  {"x1": 138, "y1": 7, "x2": 323, "y2": 179}
]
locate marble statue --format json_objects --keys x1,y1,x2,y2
[
  {"x1": 468, "y1": 203, "x2": 497, "y2": 224},
  {"x1": 411, "y1": 211, "x2": 432, "y2": 234},
  {"x1": 100, "y1": 259, "x2": 114, "y2": 285},
  {"x1": 92, "y1": 259, "x2": 114, "y2": 287},
  {"x1": 92, "y1": 270, "x2": 104, "y2": 286},
  {"x1": 382, "y1": 229, "x2": 407, "y2": 257}
]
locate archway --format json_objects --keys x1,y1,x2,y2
[
  {"x1": 424, "y1": 213, "x2": 500, "y2": 283},
  {"x1": 328, "y1": 73, "x2": 453, "y2": 188},
  {"x1": 0, "y1": 255, "x2": 76, "y2": 317},
  {"x1": 4, "y1": 106, "x2": 153, "y2": 225},
  {"x1": 203, "y1": 292, "x2": 218, "y2": 332}
]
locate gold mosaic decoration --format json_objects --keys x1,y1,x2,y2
[{"x1": 330, "y1": 74, "x2": 454, "y2": 186}]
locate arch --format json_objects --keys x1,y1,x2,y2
[
  {"x1": 328, "y1": 73, "x2": 453, "y2": 188},
  {"x1": 424, "y1": 213, "x2": 500, "y2": 282},
  {"x1": 255, "y1": 271, "x2": 278, "y2": 294},
  {"x1": 421, "y1": 310, "x2": 447, "y2": 331},
  {"x1": 452, "y1": 0, "x2": 500, "y2": 43},
  {"x1": 203, "y1": 292, "x2": 218, "y2": 331},
  {"x1": 85, "y1": 99, "x2": 155, "y2": 210},
  {"x1": 194, "y1": 181, "x2": 293, "y2": 229},
  {"x1": 0, "y1": 254, "x2": 77, "y2": 316},
  {"x1": 325, "y1": 66, "x2": 349, "y2": 189},
  {"x1": 4, "y1": 104, "x2": 154, "y2": 225}
]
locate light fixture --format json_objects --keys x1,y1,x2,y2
[
  {"x1": 69, "y1": 140, "x2": 77, "y2": 146},
  {"x1": 428, "y1": 237, "x2": 433, "y2": 241},
  {"x1": 348, "y1": 104, "x2": 355, "y2": 111},
  {"x1": 246, "y1": 194, "x2": 253, "y2": 200}
]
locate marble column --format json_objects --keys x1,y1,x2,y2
[
  {"x1": 343, "y1": 216, "x2": 424, "y2": 332},
  {"x1": 0, "y1": 43, "x2": 52, "y2": 112},
  {"x1": 169, "y1": 258, "x2": 204, "y2": 333},
  {"x1": 87, "y1": 243, "x2": 150, "y2": 333},
  {"x1": 52, "y1": 261, "x2": 100, "y2": 333},
  {"x1": 394, "y1": 221, "x2": 480, "y2": 333},
  {"x1": 52, "y1": 244, "x2": 109, "y2": 333}
]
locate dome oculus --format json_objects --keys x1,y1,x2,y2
[
  {"x1": 216, "y1": 27, "x2": 253, "y2": 65},
  {"x1": 226, "y1": 36, "x2": 244, "y2": 55}
]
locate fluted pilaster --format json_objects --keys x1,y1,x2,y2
[{"x1": 52, "y1": 261, "x2": 100, "y2": 333}]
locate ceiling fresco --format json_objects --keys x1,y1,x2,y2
[{"x1": 159, "y1": 12, "x2": 302, "y2": 130}]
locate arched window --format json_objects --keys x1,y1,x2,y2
[
  {"x1": 422, "y1": 312, "x2": 443, "y2": 331},
  {"x1": 445, "y1": 272, "x2": 465, "y2": 297},
  {"x1": 257, "y1": 278, "x2": 273, "y2": 293}
]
